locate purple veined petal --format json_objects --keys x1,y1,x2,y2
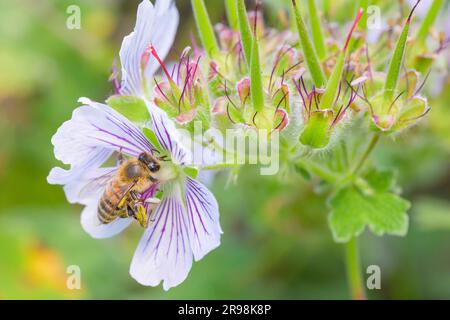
[
  {"x1": 49, "y1": 164, "x2": 117, "y2": 206},
  {"x1": 147, "y1": 103, "x2": 191, "y2": 165},
  {"x1": 81, "y1": 197, "x2": 133, "y2": 239},
  {"x1": 48, "y1": 148, "x2": 112, "y2": 203},
  {"x1": 49, "y1": 98, "x2": 155, "y2": 204},
  {"x1": 130, "y1": 182, "x2": 193, "y2": 291},
  {"x1": 185, "y1": 177, "x2": 222, "y2": 261},
  {"x1": 119, "y1": 0, "x2": 179, "y2": 97},
  {"x1": 52, "y1": 98, "x2": 154, "y2": 169}
]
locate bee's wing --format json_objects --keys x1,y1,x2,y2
[{"x1": 79, "y1": 169, "x2": 117, "y2": 199}]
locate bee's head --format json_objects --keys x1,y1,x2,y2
[{"x1": 138, "y1": 152, "x2": 161, "y2": 173}]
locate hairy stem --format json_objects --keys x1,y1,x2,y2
[
  {"x1": 296, "y1": 158, "x2": 339, "y2": 184},
  {"x1": 352, "y1": 133, "x2": 381, "y2": 176},
  {"x1": 345, "y1": 238, "x2": 366, "y2": 300},
  {"x1": 202, "y1": 163, "x2": 239, "y2": 171}
]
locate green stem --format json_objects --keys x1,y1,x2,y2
[
  {"x1": 415, "y1": 0, "x2": 444, "y2": 49},
  {"x1": 225, "y1": 0, "x2": 239, "y2": 30},
  {"x1": 307, "y1": 0, "x2": 327, "y2": 61},
  {"x1": 202, "y1": 163, "x2": 239, "y2": 171},
  {"x1": 352, "y1": 133, "x2": 381, "y2": 176},
  {"x1": 250, "y1": 37, "x2": 265, "y2": 113},
  {"x1": 291, "y1": 0, "x2": 326, "y2": 87},
  {"x1": 191, "y1": 0, "x2": 219, "y2": 58},
  {"x1": 237, "y1": 0, "x2": 253, "y2": 67},
  {"x1": 297, "y1": 158, "x2": 339, "y2": 184},
  {"x1": 345, "y1": 238, "x2": 366, "y2": 300}
]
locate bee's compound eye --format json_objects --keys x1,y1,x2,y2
[
  {"x1": 148, "y1": 162, "x2": 160, "y2": 173},
  {"x1": 138, "y1": 153, "x2": 147, "y2": 163}
]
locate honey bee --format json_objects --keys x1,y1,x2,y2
[{"x1": 82, "y1": 152, "x2": 163, "y2": 228}]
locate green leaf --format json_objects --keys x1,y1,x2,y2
[
  {"x1": 237, "y1": 0, "x2": 253, "y2": 67},
  {"x1": 291, "y1": 0, "x2": 326, "y2": 87},
  {"x1": 307, "y1": 0, "x2": 327, "y2": 61},
  {"x1": 106, "y1": 96, "x2": 149, "y2": 123},
  {"x1": 328, "y1": 185, "x2": 410, "y2": 243},
  {"x1": 191, "y1": 0, "x2": 219, "y2": 57},
  {"x1": 225, "y1": 0, "x2": 239, "y2": 31},
  {"x1": 364, "y1": 169, "x2": 396, "y2": 193}
]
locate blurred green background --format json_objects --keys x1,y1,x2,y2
[{"x1": 1, "y1": 0, "x2": 449, "y2": 299}]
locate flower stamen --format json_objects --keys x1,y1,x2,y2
[{"x1": 148, "y1": 44, "x2": 174, "y2": 82}]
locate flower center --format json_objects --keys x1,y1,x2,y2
[{"x1": 155, "y1": 162, "x2": 180, "y2": 183}]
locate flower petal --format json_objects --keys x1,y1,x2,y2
[
  {"x1": 49, "y1": 98, "x2": 154, "y2": 203},
  {"x1": 130, "y1": 177, "x2": 222, "y2": 290},
  {"x1": 185, "y1": 177, "x2": 222, "y2": 261},
  {"x1": 52, "y1": 98, "x2": 153, "y2": 166},
  {"x1": 81, "y1": 198, "x2": 133, "y2": 239},
  {"x1": 48, "y1": 165, "x2": 116, "y2": 205},
  {"x1": 119, "y1": 0, "x2": 179, "y2": 96},
  {"x1": 148, "y1": 104, "x2": 191, "y2": 165},
  {"x1": 47, "y1": 148, "x2": 111, "y2": 198},
  {"x1": 146, "y1": 0, "x2": 179, "y2": 79},
  {"x1": 130, "y1": 183, "x2": 193, "y2": 291}
]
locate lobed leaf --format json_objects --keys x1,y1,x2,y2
[
  {"x1": 328, "y1": 185, "x2": 410, "y2": 243},
  {"x1": 328, "y1": 168, "x2": 410, "y2": 243}
]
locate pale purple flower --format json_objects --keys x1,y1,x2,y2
[
  {"x1": 48, "y1": 98, "x2": 222, "y2": 290},
  {"x1": 118, "y1": 0, "x2": 179, "y2": 98}
]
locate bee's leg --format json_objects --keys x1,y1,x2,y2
[
  {"x1": 118, "y1": 207, "x2": 131, "y2": 219},
  {"x1": 129, "y1": 190, "x2": 141, "y2": 201},
  {"x1": 134, "y1": 202, "x2": 148, "y2": 229}
]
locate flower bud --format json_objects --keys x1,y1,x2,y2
[
  {"x1": 300, "y1": 110, "x2": 334, "y2": 149},
  {"x1": 237, "y1": 77, "x2": 251, "y2": 104}
]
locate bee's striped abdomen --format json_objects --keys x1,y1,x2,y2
[{"x1": 97, "y1": 180, "x2": 129, "y2": 224}]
